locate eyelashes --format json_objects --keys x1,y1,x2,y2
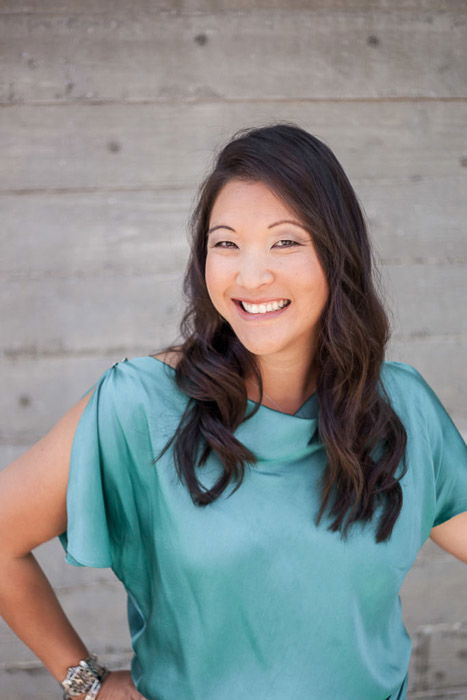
[{"x1": 212, "y1": 240, "x2": 300, "y2": 249}]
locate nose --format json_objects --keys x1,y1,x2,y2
[{"x1": 235, "y1": 252, "x2": 274, "y2": 289}]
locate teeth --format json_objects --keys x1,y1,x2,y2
[{"x1": 240, "y1": 299, "x2": 289, "y2": 314}]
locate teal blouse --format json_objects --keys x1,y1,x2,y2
[{"x1": 59, "y1": 356, "x2": 467, "y2": 700}]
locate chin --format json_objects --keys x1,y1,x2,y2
[{"x1": 231, "y1": 335, "x2": 291, "y2": 357}]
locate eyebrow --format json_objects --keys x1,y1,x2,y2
[{"x1": 207, "y1": 219, "x2": 308, "y2": 235}]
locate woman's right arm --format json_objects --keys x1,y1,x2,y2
[{"x1": 0, "y1": 388, "x2": 145, "y2": 698}]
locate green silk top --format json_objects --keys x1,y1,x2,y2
[{"x1": 59, "y1": 356, "x2": 467, "y2": 699}]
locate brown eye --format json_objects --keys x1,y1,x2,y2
[
  {"x1": 213, "y1": 241, "x2": 237, "y2": 248},
  {"x1": 275, "y1": 240, "x2": 300, "y2": 247}
]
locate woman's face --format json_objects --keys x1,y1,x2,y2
[{"x1": 205, "y1": 179, "x2": 329, "y2": 366}]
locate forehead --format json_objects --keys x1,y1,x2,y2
[{"x1": 209, "y1": 179, "x2": 298, "y2": 222}]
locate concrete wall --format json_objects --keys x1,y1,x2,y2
[{"x1": 0, "y1": 1, "x2": 466, "y2": 697}]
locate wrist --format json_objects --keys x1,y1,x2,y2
[{"x1": 59, "y1": 653, "x2": 108, "y2": 699}]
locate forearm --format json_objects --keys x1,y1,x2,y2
[{"x1": 0, "y1": 551, "x2": 89, "y2": 683}]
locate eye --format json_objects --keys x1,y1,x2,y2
[
  {"x1": 274, "y1": 239, "x2": 300, "y2": 248},
  {"x1": 212, "y1": 239, "x2": 300, "y2": 249},
  {"x1": 213, "y1": 240, "x2": 237, "y2": 248}
]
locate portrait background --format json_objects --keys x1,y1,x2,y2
[{"x1": 1, "y1": 1, "x2": 466, "y2": 697}]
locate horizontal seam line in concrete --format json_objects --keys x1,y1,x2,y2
[
  {"x1": 2, "y1": 260, "x2": 467, "y2": 279},
  {"x1": 0, "y1": 185, "x2": 191, "y2": 195},
  {"x1": 1, "y1": 177, "x2": 465, "y2": 196},
  {"x1": 0, "y1": 271, "x2": 182, "y2": 281},
  {"x1": 1, "y1": 345, "x2": 154, "y2": 360},
  {"x1": 379, "y1": 258, "x2": 467, "y2": 265},
  {"x1": 55, "y1": 581, "x2": 120, "y2": 594},
  {"x1": 2, "y1": 333, "x2": 467, "y2": 359},
  {"x1": 0, "y1": 6, "x2": 466, "y2": 12},
  {"x1": 391, "y1": 332, "x2": 467, "y2": 340},
  {"x1": 0, "y1": 651, "x2": 133, "y2": 673},
  {"x1": 1, "y1": 6, "x2": 467, "y2": 16},
  {"x1": 1, "y1": 96, "x2": 466, "y2": 108}
]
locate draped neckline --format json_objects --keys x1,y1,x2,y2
[{"x1": 145, "y1": 355, "x2": 320, "y2": 463}]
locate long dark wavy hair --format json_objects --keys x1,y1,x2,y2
[{"x1": 153, "y1": 122, "x2": 408, "y2": 544}]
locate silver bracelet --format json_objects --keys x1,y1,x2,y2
[
  {"x1": 85, "y1": 677, "x2": 104, "y2": 700},
  {"x1": 60, "y1": 653, "x2": 108, "y2": 699}
]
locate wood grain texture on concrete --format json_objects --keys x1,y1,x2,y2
[
  {"x1": 1, "y1": 179, "x2": 467, "y2": 270},
  {"x1": 1, "y1": 101, "x2": 467, "y2": 191},
  {"x1": 1, "y1": 263, "x2": 465, "y2": 348},
  {"x1": 1, "y1": 1, "x2": 466, "y2": 103},
  {"x1": 0, "y1": 0, "x2": 466, "y2": 697}
]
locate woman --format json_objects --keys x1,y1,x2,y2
[{"x1": 0, "y1": 123, "x2": 466, "y2": 700}]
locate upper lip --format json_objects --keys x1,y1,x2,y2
[{"x1": 233, "y1": 297, "x2": 290, "y2": 304}]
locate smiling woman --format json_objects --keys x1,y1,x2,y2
[
  {"x1": 0, "y1": 123, "x2": 466, "y2": 700},
  {"x1": 164, "y1": 122, "x2": 411, "y2": 548},
  {"x1": 205, "y1": 178, "x2": 329, "y2": 412}
]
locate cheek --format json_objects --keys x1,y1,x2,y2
[
  {"x1": 296, "y1": 259, "x2": 329, "y2": 308},
  {"x1": 204, "y1": 255, "x2": 215, "y2": 293},
  {"x1": 205, "y1": 254, "x2": 230, "y2": 304}
]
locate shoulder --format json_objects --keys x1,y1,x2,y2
[
  {"x1": 97, "y1": 350, "x2": 187, "y2": 419},
  {"x1": 380, "y1": 360, "x2": 428, "y2": 396},
  {"x1": 380, "y1": 360, "x2": 434, "y2": 422},
  {"x1": 380, "y1": 360, "x2": 453, "y2": 436},
  {"x1": 149, "y1": 347, "x2": 183, "y2": 369},
  {"x1": 84, "y1": 358, "x2": 149, "y2": 427},
  {"x1": 107, "y1": 346, "x2": 182, "y2": 384},
  {"x1": 381, "y1": 358, "x2": 422, "y2": 379}
]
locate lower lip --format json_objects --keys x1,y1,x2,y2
[{"x1": 232, "y1": 300, "x2": 291, "y2": 320}]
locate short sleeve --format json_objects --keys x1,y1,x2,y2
[
  {"x1": 58, "y1": 363, "x2": 128, "y2": 568},
  {"x1": 413, "y1": 369, "x2": 467, "y2": 527}
]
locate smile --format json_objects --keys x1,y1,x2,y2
[{"x1": 232, "y1": 298, "x2": 291, "y2": 319}]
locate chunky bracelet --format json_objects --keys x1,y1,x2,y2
[
  {"x1": 60, "y1": 653, "x2": 108, "y2": 699},
  {"x1": 84, "y1": 677, "x2": 104, "y2": 700}
]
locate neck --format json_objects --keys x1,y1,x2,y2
[{"x1": 245, "y1": 354, "x2": 317, "y2": 415}]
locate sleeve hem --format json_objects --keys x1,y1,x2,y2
[
  {"x1": 64, "y1": 550, "x2": 113, "y2": 568},
  {"x1": 58, "y1": 532, "x2": 113, "y2": 568},
  {"x1": 432, "y1": 505, "x2": 467, "y2": 528}
]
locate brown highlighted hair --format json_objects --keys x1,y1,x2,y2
[{"x1": 154, "y1": 122, "x2": 407, "y2": 544}]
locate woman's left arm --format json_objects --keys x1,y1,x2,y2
[{"x1": 430, "y1": 511, "x2": 467, "y2": 564}]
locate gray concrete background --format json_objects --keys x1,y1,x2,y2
[{"x1": 0, "y1": 1, "x2": 466, "y2": 698}]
